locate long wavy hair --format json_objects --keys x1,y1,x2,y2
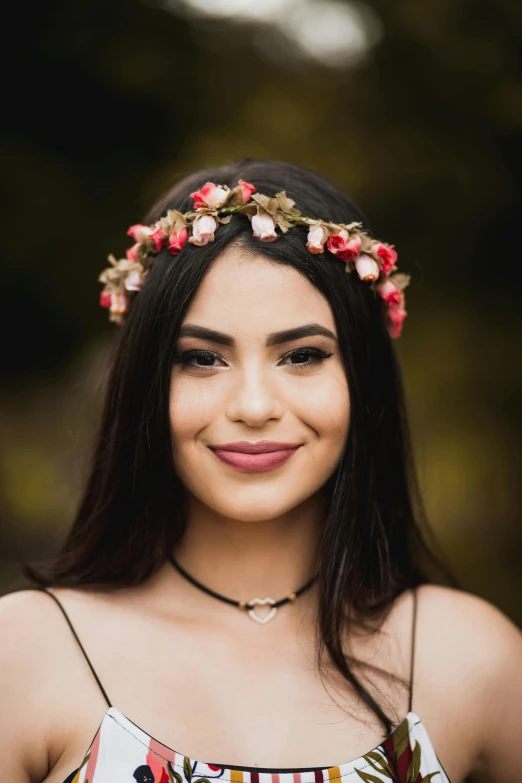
[{"x1": 22, "y1": 158, "x2": 459, "y2": 735}]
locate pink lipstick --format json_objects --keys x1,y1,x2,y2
[{"x1": 208, "y1": 440, "x2": 302, "y2": 473}]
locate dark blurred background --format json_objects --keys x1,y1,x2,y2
[{"x1": 1, "y1": 0, "x2": 521, "y2": 623}]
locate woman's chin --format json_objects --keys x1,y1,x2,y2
[{"x1": 198, "y1": 483, "x2": 319, "y2": 523}]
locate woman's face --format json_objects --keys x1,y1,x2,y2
[{"x1": 169, "y1": 245, "x2": 350, "y2": 522}]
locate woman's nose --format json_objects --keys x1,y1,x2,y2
[{"x1": 225, "y1": 363, "x2": 284, "y2": 426}]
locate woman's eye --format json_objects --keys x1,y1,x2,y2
[
  {"x1": 176, "y1": 350, "x2": 225, "y2": 369},
  {"x1": 278, "y1": 347, "x2": 333, "y2": 369},
  {"x1": 174, "y1": 347, "x2": 333, "y2": 372}
]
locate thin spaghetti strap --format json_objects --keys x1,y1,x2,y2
[
  {"x1": 39, "y1": 587, "x2": 113, "y2": 708},
  {"x1": 408, "y1": 586, "x2": 418, "y2": 713}
]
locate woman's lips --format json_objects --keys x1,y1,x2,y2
[{"x1": 209, "y1": 446, "x2": 302, "y2": 472}]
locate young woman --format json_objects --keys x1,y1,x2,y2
[{"x1": 1, "y1": 159, "x2": 520, "y2": 783}]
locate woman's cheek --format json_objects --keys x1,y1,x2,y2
[
  {"x1": 295, "y1": 371, "x2": 350, "y2": 436},
  {"x1": 169, "y1": 374, "x2": 220, "y2": 434}
]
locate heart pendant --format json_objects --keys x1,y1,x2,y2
[{"x1": 247, "y1": 597, "x2": 277, "y2": 624}]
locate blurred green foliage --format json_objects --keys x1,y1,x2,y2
[{"x1": 0, "y1": 0, "x2": 520, "y2": 622}]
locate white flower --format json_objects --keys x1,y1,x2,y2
[
  {"x1": 306, "y1": 223, "x2": 328, "y2": 254},
  {"x1": 190, "y1": 182, "x2": 229, "y2": 209},
  {"x1": 127, "y1": 224, "x2": 155, "y2": 243},
  {"x1": 124, "y1": 269, "x2": 143, "y2": 291},
  {"x1": 355, "y1": 253, "x2": 380, "y2": 281},
  {"x1": 110, "y1": 292, "x2": 128, "y2": 314},
  {"x1": 203, "y1": 185, "x2": 229, "y2": 208},
  {"x1": 188, "y1": 215, "x2": 217, "y2": 246},
  {"x1": 252, "y1": 212, "x2": 277, "y2": 241}
]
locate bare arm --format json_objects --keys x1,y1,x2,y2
[
  {"x1": 1, "y1": 587, "x2": 115, "y2": 783},
  {"x1": 0, "y1": 590, "x2": 57, "y2": 782},
  {"x1": 463, "y1": 594, "x2": 522, "y2": 782}
]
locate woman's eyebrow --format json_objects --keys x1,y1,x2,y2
[{"x1": 178, "y1": 323, "x2": 338, "y2": 347}]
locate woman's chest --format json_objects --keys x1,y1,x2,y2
[
  {"x1": 46, "y1": 634, "x2": 475, "y2": 783},
  {"x1": 45, "y1": 696, "x2": 468, "y2": 783},
  {"x1": 43, "y1": 590, "x2": 484, "y2": 783}
]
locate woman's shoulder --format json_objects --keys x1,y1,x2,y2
[
  {"x1": 0, "y1": 586, "x2": 94, "y2": 710},
  {"x1": 0, "y1": 589, "x2": 69, "y2": 780},
  {"x1": 0, "y1": 585, "x2": 122, "y2": 670},
  {"x1": 0, "y1": 586, "x2": 91, "y2": 642},
  {"x1": 416, "y1": 584, "x2": 522, "y2": 731},
  {"x1": 387, "y1": 583, "x2": 522, "y2": 695},
  {"x1": 415, "y1": 582, "x2": 520, "y2": 641},
  {"x1": 0, "y1": 587, "x2": 66, "y2": 661},
  {"x1": 414, "y1": 583, "x2": 522, "y2": 672},
  {"x1": 413, "y1": 583, "x2": 522, "y2": 777},
  {"x1": 0, "y1": 587, "x2": 110, "y2": 781}
]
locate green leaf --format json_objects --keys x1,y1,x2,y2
[
  {"x1": 276, "y1": 191, "x2": 300, "y2": 215},
  {"x1": 342, "y1": 221, "x2": 363, "y2": 232},
  {"x1": 365, "y1": 752, "x2": 386, "y2": 762},
  {"x1": 251, "y1": 193, "x2": 271, "y2": 210},
  {"x1": 239, "y1": 203, "x2": 257, "y2": 218},
  {"x1": 388, "y1": 273, "x2": 410, "y2": 291},
  {"x1": 355, "y1": 769, "x2": 387, "y2": 783},
  {"x1": 275, "y1": 217, "x2": 291, "y2": 233},
  {"x1": 184, "y1": 756, "x2": 193, "y2": 782},
  {"x1": 393, "y1": 718, "x2": 411, "y2": 758},
  {"x1": 420, "y1": 773, "x2": 441, "y2": 782},
  {"x1": 167, "y1": 763, "x2": 184, "y2": 783},
  {"x1": 225, "y1": 185, "x2": 246, "y2": 206},
  {"x1": 364, "y1": 751, "x2": 393, "y2": 777},
  {"x1": 277, "y1": 212, "x2": 291, "y2": 224},
  {"x1": 407, "y1": 740, "x2": 421, "y2": 782},
  {"x1": 167, "y1": 208, "x2": 185, "y2": 223},
  {"x1": 159, "y1": 216, "x2": 172, "y2": 233}
]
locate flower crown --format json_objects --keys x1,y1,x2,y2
[{"x1": 98, "y1": 179, "x2": 410, "y2": 338}]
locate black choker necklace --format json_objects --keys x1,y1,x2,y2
[{"x1": 168, "y1": 554, "x2": 317, "y2": 625}]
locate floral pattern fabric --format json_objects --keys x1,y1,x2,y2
[{"x1": 63, "y1": 707, "x2": 451, "y2": 783}]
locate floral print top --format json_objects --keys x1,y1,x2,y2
[{"x1": 62, "y1": 706, "x2": 451, "y2": 783}]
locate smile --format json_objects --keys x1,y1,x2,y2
[{"x1": 208, "y1": 446, "x2": 302, "y2": 472}]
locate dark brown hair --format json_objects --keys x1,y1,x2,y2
[{"x1": 22, "y1": 158, "x2": 459, "y2": 735}]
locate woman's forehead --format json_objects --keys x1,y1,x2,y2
[{"x1": 182, "y1": 246, "x2": 335, "y2": 330}]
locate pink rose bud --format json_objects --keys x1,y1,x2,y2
[
  {"x1": 238, "y1": 179, "x2": 255, "y2": 203},
  {"x1": 386, "y1": 306, "x2": 407, "y2": 339},
  {"x1": 327, "y1": 229, "x2": 348, "y2": 254},
  {"x1": 124, "y1": 269, "x2": 143, "y2": 292},
  {"x1": 168, "y1": 227, "x2": 189, "y2": 254},
  {"x1": 126, "y1": 244, "x2": 140, "y2": 263},
  {"x1": 326, "y1": 231, "x2": 361, "y2": 261},
  {"x1": 376, "y1": 279, "x2": 402, "y2": 307},
  {"x1": 190, "y1": 182, "x2": 229, "y2": 209},
  {"x1": 252, "y1": 212, "x2": 277, "y2": 241},
  {"x1": 110, "y1": 292, "x2": 128, "y2": 315},
  {"x1": 188, "y1": 215, "x2": 217, "y2": 246},
  {"x1": 373, "y1": 242, "x2": 397, "y2": 276},
  {"x1": 355, "y1": 253, "x2": 380, "y2": 281},
  {"x1": 306, "y1": 224, "x2": 328, "y2": 254},
  {"x1": 127, "y1": 224, "x2": 154, "y2": 243},
  {"x1": 100, "y1": 291, "x2": 111, "y2": 309},
  {"x1": 150, "y1": 227, "x2": 168, "y2": 251}
]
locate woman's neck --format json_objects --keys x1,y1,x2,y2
[{"x1": 173, "y1": 491, "x2": 324, "y2": 605}]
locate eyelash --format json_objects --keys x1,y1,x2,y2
[{"x1": 174, "y1": 347, "x2": 334, "y2": 372}]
